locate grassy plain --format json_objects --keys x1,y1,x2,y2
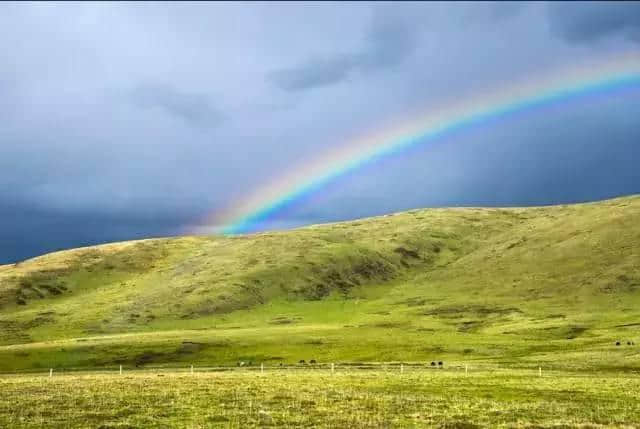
[
  {"x1": 1, "y1": 195, "x2": 639, "y2": 427},
  {"x1": 2, "y1": 368, "x2": 640, "y2": 428}
]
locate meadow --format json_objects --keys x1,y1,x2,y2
[
  {"x1": 0, "y1": 195, "x2": 639, "y2": 427},
  {"x1": 2, "y1": 367, "x2": 640, "y2": 428}
]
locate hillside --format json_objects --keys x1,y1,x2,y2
[{"x1": 0, "y1": 195, "x2": 639, "y2": 372}]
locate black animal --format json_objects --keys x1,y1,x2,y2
[
  {"x1": 438, "y1": 361, "x2": 443, "y2": 366},
  {"x1": 430, "y1": 361, "x2": 436, "y2": 366},
  {"x1": 309, "y1": 359, "x2": 317, "y2": 364},
  {"x1": 616, "y1": 341, "x2": 621, "y2": 346},
  {"x1": 299, "y1": 359, "x2": 306, "y2": 364}
]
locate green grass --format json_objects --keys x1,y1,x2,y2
[
  {"x1": 2, "y1": 368, "x2": 640, "y2": 428},
  {"x1": 0, "y1": 194, "x2": 639, "y2": 372}
]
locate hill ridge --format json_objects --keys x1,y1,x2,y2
[{"x1": 0, "y1": 194, "x2": 638, "y2": 371}]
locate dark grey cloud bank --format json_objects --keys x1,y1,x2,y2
[{"x1": 1, "y1": 2, "x2": 639, "y2": 263}]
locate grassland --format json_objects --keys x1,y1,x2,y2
[
  {"x1": 2, "y1": 368, "x2": 640, "y2": 428},
  {"x1": 0, "y1": 194, "x2": 639, "y2": 373},
  {"x1": 1, "y1": 195, "x2": 640, "y2": 427}
]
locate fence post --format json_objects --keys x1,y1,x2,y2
[
  {"x1": 539, "y1": 366, "x2": 542, "y2": 377},
  {"x1": 401, "y1": 364, "x2": 404, "y2": 374},
  {"x1": 119, "y1": 365, "x2": 122, "y2": 375},
  {"x1": 191, "y1": 365, "x2": 194, "y2": 374},
  {"x1": 331, "y1": 363, "x2": 335, "y2": 374},
  {"x1": 49, "y1": 368, "x2": 53, "y2": 378},
  {"x1": 261, "y1": 363, "x2": 264, "y2": 374},
  {"x1": 465, "y1": 364, "x2": 468, "y2": 376}
]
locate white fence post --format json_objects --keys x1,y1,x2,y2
[
  {"x1": 191, "y1": 365, "x2": 194, "y2": 374},
  {"x1": 539, "y1": 366, "x2": 542, "y2": 377},
  {"x1": 49, "y1": 368, "x2": 53, "y2": 378},
  {"x1": 331, "y1": 363, "x2": 335, "y2": 374},
  {"x1": 261, "y1": 363, "x2": 264, "y2": 374},
  {"x1": 119, "y1": 365, "x2": 122, "y2": 375},
  {"x1": 401, "y1": 364, "x2": 404, "y2": 374},
  {"x1": 465, "y1": 364, "x2": 468, "y2": 376}
]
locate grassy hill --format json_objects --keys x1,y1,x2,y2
[{"x1": 1, "y1": 195, "x2": 639, "y2": 372}]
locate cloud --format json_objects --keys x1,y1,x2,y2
[
  {"x1": 547, "y1": 2, "x2": 640, "y2": 43},
  {"x1": 268, "y1": 11, "x2": 417, "y2": 92},
  {"x1": 130, "y1": 83, "x2": 222, "y2": 127},
  {"x1": 268, "y1": 55, "x2": 357, "y2": 92},
  {"x1": 0, "y1": 202, "x2": 193, "y2": 263}
]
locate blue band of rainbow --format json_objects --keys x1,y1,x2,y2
[{"x1": 202, "y1": 56, "x2": 640, "y2": 235}]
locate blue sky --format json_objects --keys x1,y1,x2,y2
[{"x1": 1, "y1": 2, "x2": 639, "y2": 262}]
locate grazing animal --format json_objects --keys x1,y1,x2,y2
[
  {"x1": 299, "y1": 359, "x2": 306, "y2": 364},
  {"x1": 309, "y1": 359, "x2": 317, "y2": 364},
  {"x1": 616, "y1": 341, "x2": 621, "y2": 346},
  {"x1": 430, "y1": 361, "x2": 436, "y2": 366},
  {"x1": 238, "y1": 361, "x2": 245, "y2": 367},
  {"x1": 438, "y1": 361, "x2": 443, "y2": 366}
]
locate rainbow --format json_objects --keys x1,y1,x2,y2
[{"x1": 203, "y1": 53, "x2": 640, "y2": 234}]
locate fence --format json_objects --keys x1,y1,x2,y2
[{"x1": 1, "y1": 362, "x2": 561, "y2": 378}]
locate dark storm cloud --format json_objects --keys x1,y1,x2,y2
[
  {"x1": 547, "y1": 2, "x2": 640, "y2": 43},
  {"x1": 130, "y1": 83, "x2": 222, "y2": 127},
  {"x1": 268, "y1": 10, "x2": 416, "y2": 92},
  {"x1": 0, "y1": 202, "x2": 194, "y2": 263}
]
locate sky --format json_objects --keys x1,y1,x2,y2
[{"x1": 1, "y1": 1, "x2": 639, "y2": 263}]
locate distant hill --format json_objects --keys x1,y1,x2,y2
[{"x1": 0, "y1": 195, "x2": 639, "y2": 372}]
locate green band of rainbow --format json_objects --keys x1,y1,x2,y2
[{"x1": 206, "y1": 56, "x2": 640, "y2": 235}]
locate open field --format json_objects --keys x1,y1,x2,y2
[
  {"x1": 0, "y1": 195, "x2": 639, "y2": 426},
  {"x1": 2, "y1": 368, "x2": 640, "y2": 428}
]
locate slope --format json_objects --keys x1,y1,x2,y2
[{"x1": 0, "y1": 195, "x2": 638, "y2": 371}]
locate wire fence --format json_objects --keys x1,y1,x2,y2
[{"x1": 1, "y1": 361, "x2": 612, "y2": 378}]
